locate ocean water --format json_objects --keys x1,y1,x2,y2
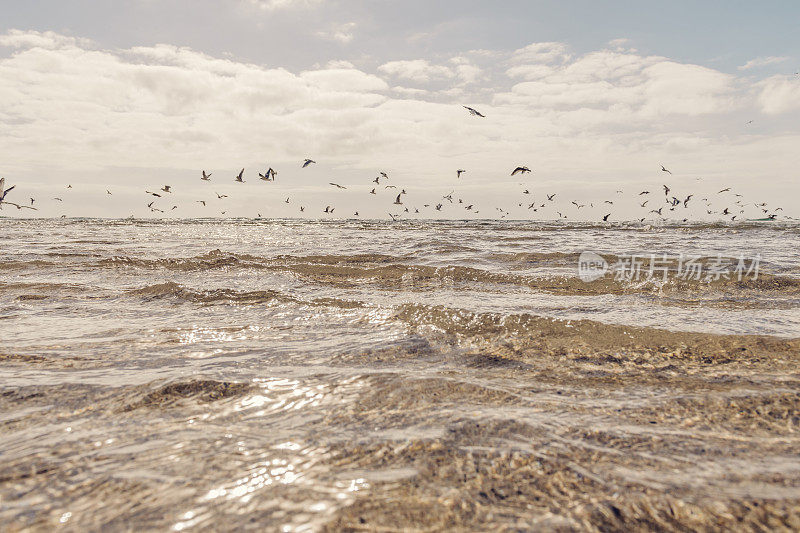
[{"x1": 2, "y1": 218, "x2": 800, "y2": 531}]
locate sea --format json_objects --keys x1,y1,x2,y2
[{"x1": 1, "y1": 218, "x2": 799, "y2": 531}]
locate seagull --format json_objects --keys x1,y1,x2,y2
[
  {"x1": 106, "y1": 190, "x2": 112, "y2": 195},
  {"x1": 324, "y1": 206, "x2": 334, "y2": 213},
  {"x1": 547, "y1": 194, "x2": 556, "y2": 201},
  {"x1": 393, "y1": 193, "x2": 403, "y2": 205},
  {"x1": 661, "y1": 165, "x2": 672, "y2": 174},
  {"x1": 215, "y1": 192, "x2": 228, "y2": 199},
  {"x1": 201, "y1": 171, "x2": 212, "y2": 181},
  {"x1": 53, "y1": 197, "x2": 63, "y2": 202},
  {"x1": 146, "y1": 191, "x2": 161, "y2": 197},
  {"x1": 302, "y1": 159, "x2": 316, "y2": 168},
  {"x1": 0, "y1": 201, "x2": 36, "y2": 211},
  {"x1": 235, "y1": 169, "x2": 245, "y2": 182},
  {"x1": 639, "y1": 191, "x2": 650, "y2": 195},
  {"x1": 147, "y1": 201, "x2": 154, "y2": 208},
  {"x1": 354, "y1": 211, "x2": 359, "y2": 217},
  {"x1": 640, "y1": 201, "x2": 649, "y2": 208},
  {"x1": 197, "y1": 200, "x2": 206, "y2": 206},
  {"x1": 457, "y1": 169, "x2": 466, "y2": 178},
  {"x1": 683, "y1": 195, "x2": 693, "y2": 207},
  {"x1": 603, "y1": 213, "x2": 611, "y2": 222},
  {"x1": 722, "y1": 208, "x2": 730, "y2": 215},
  {"x1": 329, "y1": 183, "x2": 347, "y2": 189},
  {"x1": 67, "y1": 185, "x2": 72, "y2": 189},
  {"x1": 511, "y1": 166, "x2": 531, "y2": 176},
  {"x1": 259, "y1": 168, "x2": 277, "y2": 181},
  {"x1": 285, "y1": 197, "x2": 290, "y2": 204},
  {"x1": 300, "y1": 206, "x2": 305, "y2": 212},
  {"x1": 663, "y1": 185, "x2": 670, "y2": 196},
  {"x1": 385, "y1": 185, "x2": 397, "y2": 189},
  {"x1": 171, "y1": 205, "x2": 178, "y2": 210},
  {"x1": 443, "y1": 191, "x2": 454, "y2": 203},
  {"x1": 718, "y1": 188, "x2": 731, "y2": 193},
  {"x1": 650, "y1": 208, "x2": 663, "y2": 216},
  {"x1": 0, "y1": 178, "x2": 15, "y2": 203},
  {"x1": 522, "y1": 189, "x2": 530, "y2": 195},
  {"x1": 30, "y1": 198, "x2": 35, "y2": 205},
  {"x1": 161, "y1": 185, "x2": 172, "y2": 193},
  {"x1": 373, "y1": 177, "x2": 380, "y2": 184},
  {"x1": 370, "y1": 188, "x2": 376, "y2": 194},
  {"x1": 463, "y1": 106, "x2": 485, "y2": 117},
  {"x1": 380, "y1": 172, "x2": 388, "y2": 179}
]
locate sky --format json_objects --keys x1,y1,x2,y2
[{"x1": 1, "y1": 0, "x2": 799, "y2": 220}]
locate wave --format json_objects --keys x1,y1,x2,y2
[
  {"x1": 392, "y1": 303, "x2": 800, "y2": 358},
  {"x1": 129, "y1": 281, "x2": 294, "y2": 306},
  {"x1": 122, "y1": 379, "x2": 253, "y2": 411}
]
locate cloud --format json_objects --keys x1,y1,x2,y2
[
  {"x1": 377, "y1": 59, "x2": 455, "y2": 83},
  {"x1": 0, "y1": 30, "x2": 798, "y2": 218},
  {"x1": 738, "y1": 56, "x2": 789, "y2": 70},
  {"x1": 497, "y1": 46, "x2": 737, "y2": 121},
  {"x1": 244, "y1": 0, "x2": 324, "y2": 11},
  {"x1": 757, "y1": 75, "x2": 800, "y2": 114},
  {"x1": 316, "y1": 22, "x2": 357, "y2": 44}
]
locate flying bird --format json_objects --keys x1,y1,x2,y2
[
  {"x1": 146, "y1": 191, "x2": 161, "y2": 197},
  {"x1": 0, "y1": 178, "x2": 15, "y2": 203},
  {"x1": 329, "y1": 183, "x2": 347, "y2": 189},
  {"x1": 161, "y1": 185, "x2": 172, "y2": 193},
  {"x1": 463, "y1": 106, "x2": 485, "y2": 117},
  {"x1": 215, "y1": 192, "x2": 228, "y2": 199},
  {"x1": 201, "y1": 171, "x2": 212, "y2": 181},
  {"x1": 511, "y1": 166, "x2": 531, "y2": 176},
  {"x1": 393, "y1": 194, "x2": 403, "y2": 205},
  {"x1": 661, "y1": 165, "x2": 672, "y2": 174},
  {"x1": 457, "y1": 169, "x2": 466, "y2": 178},
  {"x1": 235, "y1": 169, "x2": 245, "y2": 182},
  {"x1": 302, "y1": 159, "x2": 316, "y2": 168}
]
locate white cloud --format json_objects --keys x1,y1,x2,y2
[
  {"x1": 738, "y1": 56, "x2": 789, "y2": 70},
  {"x1": 508, "y1": 42, "x2": 570, "y2": 66},
  {"x1": 317, "y1": 22, "x2": 357, "y2": 44},
  {"x1": 377, "y1": 59, "x2": 454, "y2": 83},
  {"x1": 0, "y1": 30, "x2": 798, "y2": 218},
  {"x1": 757, "y1": 75, "x2": 800, "y2": 114},
  {"x1": 245, "y1": 0, "x2": 324, "y2": 11},
  {"x1": 497, "y1": 47, "x2": 737, "y2": 120}
]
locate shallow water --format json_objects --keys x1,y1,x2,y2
[{"x1": 2, "y1": 219, "x2": 800, "y2": 531}]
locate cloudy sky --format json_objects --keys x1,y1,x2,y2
[{"x1": 1, "y1": 0, "x2": 799, "y2": 219}]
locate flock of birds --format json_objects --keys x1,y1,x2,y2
[{"x1": 0, "y1": 106, "x2": 791, "y2": 223}]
